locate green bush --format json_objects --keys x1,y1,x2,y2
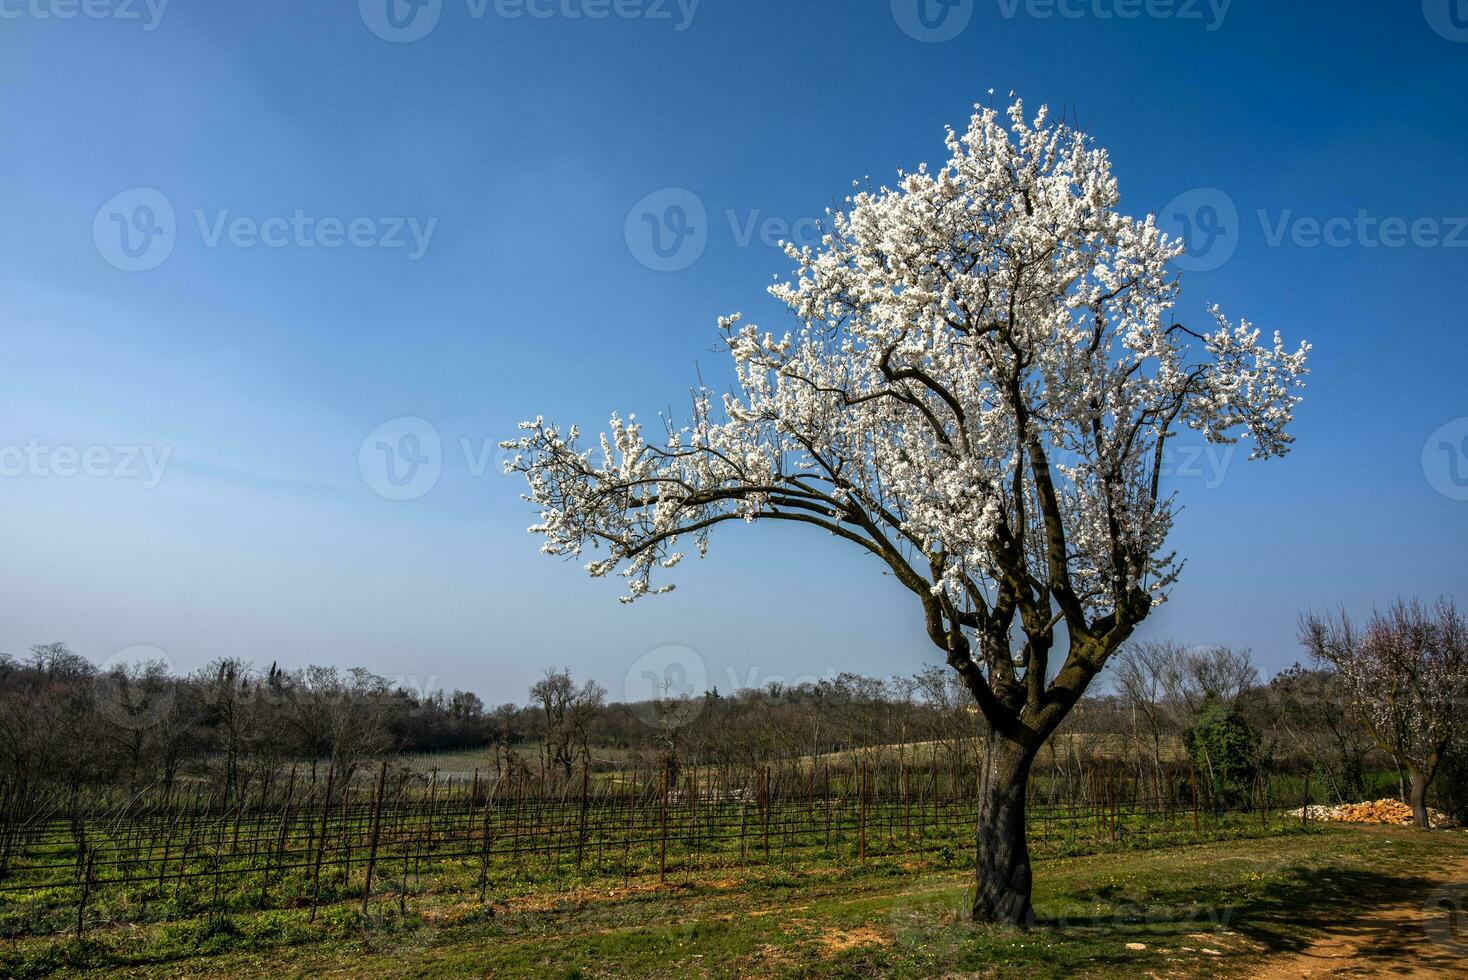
[{"x1": 1185, "y1": 696, "x2": 1260, "y2": 813}]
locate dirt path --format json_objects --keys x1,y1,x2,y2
[{"x1": 1254, "y1": 852, "x2": 1468, "y2": 978}]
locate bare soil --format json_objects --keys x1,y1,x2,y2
[{"x1": 1254, "y1": 850, "x2": 1468, "y2": 978}]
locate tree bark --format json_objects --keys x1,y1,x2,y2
[
  {"x1": 1408, "y1": 767, "x2": 1432, "y2": 830},
  {"x1": 972, "y1": 733, "x2": 1038, "y2": 926}
]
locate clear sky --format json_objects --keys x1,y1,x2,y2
[{"x1": 2, "y1": 0, "x2": 1465, "y2": 706}]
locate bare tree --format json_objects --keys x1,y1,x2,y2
[
  {"x1": 1173, "y1": 646, "x2": 1259, "y2": 711},
  {"x1": 1267, "y1": 664, "x2": 1373, "y2": 803},
  {"x1": 530, "y1": 668, "x2": 607, "y2": 779},
  {"x1": 193, "y1": 658, "x2": 257, "y2": 808},
  {"x1": 95, "y1": 657, "x2": 175, "y2": 795},
  {"x1": 1141, "y1": 642, "x2": 1260, "y2": 725},
  {"x1": 325, "y1": 668, "x2": 395, "y2": 781},
  {"x1": 0, "y1": 644, "x2": 100, "y2": 791},
  {"x1": 1113, "y1": 641, "x2": 1176, "y2": 798}
]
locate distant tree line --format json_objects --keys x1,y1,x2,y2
[{"x1": 2, "y1": 607, "x2": 1463, "y2": 822}]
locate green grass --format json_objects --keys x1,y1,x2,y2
[
  {"x1": 0, "y1": 794, "x2": 1303, "y2": 945},
  {"x1": 4, "y1": 823, "x2": 1464, "y2": 978}
]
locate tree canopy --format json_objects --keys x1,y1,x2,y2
[{"x1": 506, "y1": 97, "x2": 1309, "y2": 750}]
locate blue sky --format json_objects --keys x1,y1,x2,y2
[{"x1": 2, "y1": 0, "x2": 1465, "y2": 705}]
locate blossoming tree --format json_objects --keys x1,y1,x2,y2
[
  {"x1": 1300, "y1": 598, "x2": 1465, "y2": 828},
  {"x1": 505, "y1": 99, "x2": 1310, "y2": 924}
]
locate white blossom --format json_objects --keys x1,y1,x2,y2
[{"x1": 506, "y1": 98, "x2": 1310, "y2": 736}]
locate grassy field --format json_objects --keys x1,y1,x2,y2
[{"x1": 5, "y1": 822, "x2": 1465, "y2": 978}]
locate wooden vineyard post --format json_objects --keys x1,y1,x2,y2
[
  {"x1": 824, "y1": 763, "x2": 832, "y2": 848},
  {"x1": 737, "y1": 773, "x2": 749, "y2": 867},
  {"x1": 340, "y1": 778, "x2": 355, "y2": 884},
  {"x1": 808, "y1": 764, "x2": 815, "y2": 831},
  {"x1": 263, "y1": 765, "x2": 297, "y2": 908},
  {"x1": 74, "y1": 844, "x2": 95, "y2": 942},
  {"x1": 512, "y1": 769, "x2": 522, "y2": 862},
  {"x1": 422, "y1": 770, "x2": 438, "y2": 879},
  {"x1": 576, "y1": 761, "x2": 590, "y2": 871},
  {"x1": 1257, "y1": 768, "x2": 1266, "y2": 828},
  {"x1": 1108, "y1": 771, "x2": 1118, "y2": 842},
  {"x1": 396, "y1": 775, "x2": 410, "y2": 916},
  {"x1": 309, "y1": 765, "x2": 335, "y2": 923},
  {"x1": 361, "y1": 760, "x2": 389, "y2": 915},
  {"x1": 1302, "y1": 771, "x2": 1310, "y2": 830},
  {"x1": 760, "y1": 767, "x2": 770, "y2": 861},
  {"x1": 930, "y1": 742, "x2": 938, "y2": 836},
  {"x1": 623, "y1": 768, "x2": 635, "y2": 881},
  {"x1": 1189, "y1": 759, "x2": 1200, "y2": 836},
  {"x1": 478, "y1": 773, "x2": 495, "y2": 904},
  {"x1": 687, "y1": 768, "x2": 697, "y2": 877},
  {"x1": 658, "y1": 764, "x2": 668, "y2": 884},
  {"x1": 902, "y1": 752, "x2": 911, "y2": 845}
]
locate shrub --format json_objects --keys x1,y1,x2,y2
[{"x1": 1185, "y1": 696, "x2": 1260, "y2": 813}]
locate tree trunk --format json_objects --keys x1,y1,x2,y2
[
  {"x1": 972, "y1": 733, "x2": 1037, "y2": 926},
  {"x1": 1408, "y1": 768, "x2": 1432, "y2": 829}
]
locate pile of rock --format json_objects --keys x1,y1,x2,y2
[
  {"x1": 1290, "y1": 798, "x2": 1460, "y2": 829},
  {"x1": 1293, "y1": 804, "x2": 1339, "y2": 822}
]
